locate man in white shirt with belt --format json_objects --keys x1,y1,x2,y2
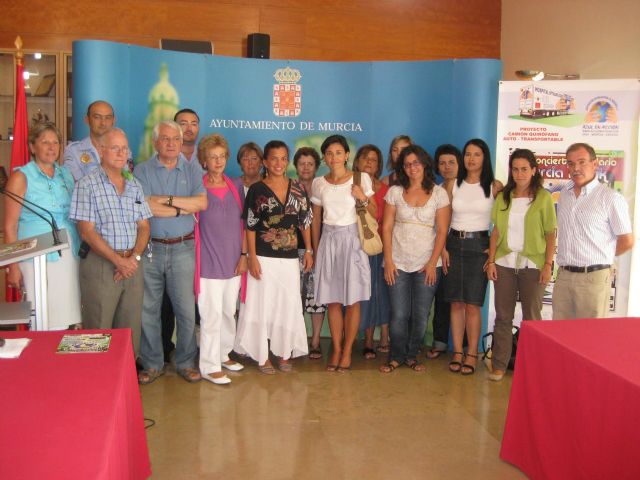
[{"x1": 553, "y1": 142, "x2": 634, "y2": 319}]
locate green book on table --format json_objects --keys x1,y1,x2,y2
[{"x1": 56, "y1": 334, "x2": 112, "y2": 353}]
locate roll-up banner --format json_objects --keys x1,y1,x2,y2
[{"x1": 491, "y1": 79, "x2": 640, "y2": 333}]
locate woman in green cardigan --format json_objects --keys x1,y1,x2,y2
[{"x1": 484, "y1": 149, "x2": 556, "y2": 381}]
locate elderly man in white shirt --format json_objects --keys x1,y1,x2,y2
[{"x1": 553, "y1": 142, "x2": 634, "y2": 319}]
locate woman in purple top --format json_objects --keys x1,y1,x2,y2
[{"x1": 195, "y1": 134, "x2": 247, "y2": 385}]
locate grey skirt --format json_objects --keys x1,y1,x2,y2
[{"x1": 314, "y1": 223, "x2": 371, "y2": 306}]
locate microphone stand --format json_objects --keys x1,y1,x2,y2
[{"x1": 0, "y1": 187, "x2": 63, "y2": 257}]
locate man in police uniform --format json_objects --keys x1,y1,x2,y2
[{"x1": 64, "y1": 100, "x2": 117, "y2": 181}]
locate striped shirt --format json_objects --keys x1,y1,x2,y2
[
  {"x1": 70, "y1": 166, "x2": 152, "y2": 250},
  {"x1": 556, "y1": 178, "x2": 631, "y2": 267}
]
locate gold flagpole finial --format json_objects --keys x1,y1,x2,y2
[{"x1": 14, "y1": 36, "x2": 24, "y2": 65}]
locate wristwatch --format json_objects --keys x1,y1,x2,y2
[{"x1": 134, "y1": 254, "x2": 142, "y2": 262}]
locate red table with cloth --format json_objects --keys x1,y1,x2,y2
[
  {"x1": 500, "y1": 317, "x2": 640, "y2": 479},
  {"x1": 0, "y1": 329, "x2": 151, "y2": 479}
]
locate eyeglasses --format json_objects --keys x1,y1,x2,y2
[
  {"x1": 206, "y1": 154, "x2": 227, "y2": 162},
  {"x1": 104, "y1": 145, "x2": 130, "y2": 155},
  {"x1": 403, "y1": 161, "x2": 423, "y2": 169}
]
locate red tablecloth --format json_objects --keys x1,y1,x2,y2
[
  {"x1": 500, "y1": 317, "x2": 640, "y2": 479},
  {"x1": 0, "y1": 329, "x2": 151, "y2": 479}
]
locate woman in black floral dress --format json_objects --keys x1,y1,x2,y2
[{"x1": 234, "y1": 140, "x2": 314, "y2": 374}]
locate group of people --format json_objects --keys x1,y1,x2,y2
[{"x1": 4, "y1": 99, "x2": 633, "y2": 387}]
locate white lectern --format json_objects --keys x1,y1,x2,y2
[{"x1": 0, "y1": 229, "x2": 69, "y2": 330}]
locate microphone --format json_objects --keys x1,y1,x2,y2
[{"x1": 0, "y1": 167, "x2": 63, "y2": 256}]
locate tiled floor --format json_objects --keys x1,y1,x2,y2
[{"x1": 141, "y1": 343, "x2": 524, "y2": 479}]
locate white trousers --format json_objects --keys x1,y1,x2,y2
[{"x1": 197, "y1": 276, "x2": 241, "y2": 374}]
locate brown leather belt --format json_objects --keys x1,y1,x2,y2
[
  {"x1": 561, "y1": 264, "x2": 610, "y2": 273},
  {"x1": 114, "y1": 249, "x2": 134, "y2": 258},
  {"x1": 151, "y1": 232, "x2": 195, "y2": 244}
]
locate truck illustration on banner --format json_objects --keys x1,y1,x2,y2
[{"x1": 519, "y1": 84, "x2": 575, "y2": 118}]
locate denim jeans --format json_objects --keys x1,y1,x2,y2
[
  {"x1": 389, "y1": 268, "x2": 441, "y2": 364},
  {"x1": 140, "y1": 240, "x2": 198, "y2": 372},
  {"x1": 431, "y1": 279, "x2": 450, "y2": 351}
]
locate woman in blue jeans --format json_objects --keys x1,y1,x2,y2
[{"x1": 380, "y1": 145, "x2": 451, "y2": 373}]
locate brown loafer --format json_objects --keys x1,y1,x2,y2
[{"x1": 177, "y1": 367, "x2": 201, "y2": 383}]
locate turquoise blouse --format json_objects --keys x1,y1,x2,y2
[{"x1": 17, "y1": 160, "x2": 80, "y2": 261}]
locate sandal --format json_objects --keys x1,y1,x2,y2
[
  {"x1": 363, "y1": 347, "x2": 377, "y2": 360},
  {"x1": 336, "y1": 366, "x2": 351, "y2": 374},
  {"x1": 405, "y1": 360, "x2": 426, "y2": 372},
  {"x1": 461, "y1": 353, "x2": 478, "y2": 376},
  {"x1": 177, "y1": 367, "x2": 202, "y2": 383},
  {"x1": 426, "y1": 348, "x2": 445, "y2": 359},
  {"x1": 376, "y1": 344, "x2": 390, "y2": 354},
  {"x1": 379, "y1": 361, "x2": 400, "y2": 374},
  {"x1": 258, "y1": 364, "x2": 277, "y2": 375},
  {"x1": 326, "y1": 364, "x2": 338, "y2": 372},
  {"x1": 449, "y1": 352, "x2": 464, "y2": 373},
  {"x1": 278, "y1": 362, "x2": 293, "y2": 373},
  {"x1": 308, "y1": 346, "x2": 323, "y2": 360},
  {"x1": 138, "y1": 368, "x2": 164, "y2": 385}
]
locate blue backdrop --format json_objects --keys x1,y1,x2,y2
[
  {"x1": 73, "y1": 40, "x2": 501, "y2": 178},
  {"x1": 72, "y1": 40, "x2": 502, "y2": 345}
]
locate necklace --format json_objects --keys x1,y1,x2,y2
[
  {"x1": 207, "y1": 173, "x2": 226, "y2": 186},
  {"x1": 326, "y1": 169, "x2": 351, "y2": 185}
]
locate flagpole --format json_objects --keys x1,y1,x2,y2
[
  {"x1": 5, "y1": 36, "x2": 30, "y2": 312},
  {"x1": 9, "y1": 35, "x2": 30, "y2": 173}
]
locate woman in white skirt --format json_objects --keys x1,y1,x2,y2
[
  {"x1": 235, "y1": 140, "x2": 313, "y2": 374},
  {"x1": 4, "y1": 122, "x2": 81, "y2": 330},
  {"x1": 311, "y1": 135, "x2": 376, "y2": 372}
]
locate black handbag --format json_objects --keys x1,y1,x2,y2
[{"x1": 482, "y1": 325, "x2": 520, "y2": 370}]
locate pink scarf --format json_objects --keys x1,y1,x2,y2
[{"x1": 194, "y1": 174, "x2": 246, "y2": 302}]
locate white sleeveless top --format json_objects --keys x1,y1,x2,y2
[{"x1": 450, "y1": 180, "x2": 493, "y2": 232}]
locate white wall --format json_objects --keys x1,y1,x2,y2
[
  {"x1": 502, "y1": 0, "x2": 640, "y2": 315},
  {"x1": 501, "y1": 0, "x2": 640, "y2": 80}
]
